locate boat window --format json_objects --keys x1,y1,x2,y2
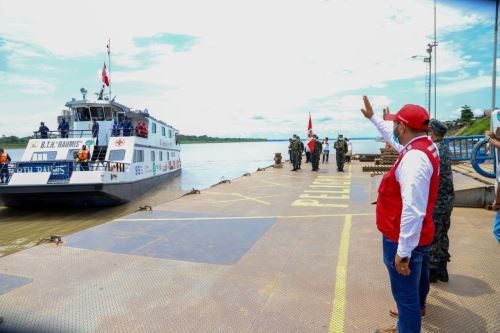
[
  {"x1": 152, "y1": 123, "x2": 157, "y2": 133},
  {"x1": 104, "y1": 107, "x2": 113, "y2": 120},
  {"x1": 167, "y1": 152, "x2": 169, "y2": 160},
  {"x1": 162, "y1": 127, "x2": 166, "y2": 136},
  {"x1": 151, "y1": 151, "x2": 155, "y2": 161},
  {"x1": 109, "y1": 149, "x2": 126, "y2": 161},
  {"x1": 90, "y1": 107, "x2": 105, "y2": 121},
  {"x1": 133, "y1": 149, "x2": 144, "y2": 163},
  {"x1": 159, "y1": 151, "x2": 163, "y2": 161},
  {"x1": 31, "y1": 151, "x2": 57, "y2": 161},
  {"x1": 117, "y1": 112, "x2": 125, "y2": 122},
  {"x1": 76, "y1": 107, "x2": 91, "y2": 121},
  {"x1": 66, "y1": 149, "x2": 79, "y2": 160}
]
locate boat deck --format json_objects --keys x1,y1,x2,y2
[{"x1": 0, "y1": 160, "x2": 498, "y2": 332}]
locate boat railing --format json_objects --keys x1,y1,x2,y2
[
  {"x1": 0, "y1": 160, "x2": 130, "y2": 185},
  {"x1": 32, "y1": 130, "x2": 93, "y2": 139}
]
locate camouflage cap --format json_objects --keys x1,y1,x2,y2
[{"x1": 429, "y1": 119, "x2": 448, "y2": 136}]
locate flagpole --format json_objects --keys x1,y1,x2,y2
[{"x1": 108, "y1": 38, "x2": 112, "y2": 98}]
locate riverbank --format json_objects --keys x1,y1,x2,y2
[{"x1": 448, "y1": 118, "x2": 490, "y2": 136}]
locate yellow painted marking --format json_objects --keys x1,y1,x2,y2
[
  {"x1": 291, "y1": 199, "x2": 349, "y2": 208},
  {"x1": 305, "y1": 189, "x2": 350, "y2": 194},
  {"x1": 299, "y1": 193, "x2": 349, "y2": 200},
  {"x1": 116, "y1": 213, "x2": 374, "y2": 222},
  {"x1": 329, "y1": 214, "x2": 352, "y2": 333},
  {"x1": 229, "y1": 193, "x2": 272, "y2": 205},
  {"x1": 209, "y1": 194, "x2": 280, "y2": 204}
]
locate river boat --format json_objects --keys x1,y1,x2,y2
[{"x1": 0, "y1": 89, "x2": 181, "y2": 206}]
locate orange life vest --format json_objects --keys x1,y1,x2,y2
[
  {"x1": 78, "y1": 150, "x2": 89, "y2": 161},
  {"x1": 0, "y1": 153, "x2": 8, "y2": 164}
]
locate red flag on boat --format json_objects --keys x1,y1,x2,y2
[
  {"x1": 102, "y1": 62, "x2": 110, "y2": 87},
  {"x1": 307, "y1": 113, "x2": 315, "y2": 152}
]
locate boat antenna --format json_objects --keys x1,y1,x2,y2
[{"x1": 107, "y1": 38, "x2": 112, "y2": 98}]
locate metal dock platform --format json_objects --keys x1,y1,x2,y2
[{"x1": 0, "y1": 160, "x2": 498, "y2": 332}]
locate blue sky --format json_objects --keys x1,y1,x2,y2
[{"x1": 0, "y1": 0, "x2": 498, "y2": 139}]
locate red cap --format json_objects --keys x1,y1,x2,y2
[{"x1": 385, "y1": 104, "x2": 430, "y2": 130}]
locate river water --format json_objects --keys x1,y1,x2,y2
[{"x1": 0, "y1": 139, "x2": 383, "y2": 257}]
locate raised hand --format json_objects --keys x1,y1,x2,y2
[
  {"x1": 361, "y1": 95, "x2": 374, "y2": 119},
  {"x1": 383, "y1": 107, "x2": 391, "y2": 121}
]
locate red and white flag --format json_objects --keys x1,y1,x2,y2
[
  {"x1": 307, "y1": 113, "x2": 315, "y2": 152},
  {"x1": 102, "y1": 62, "x2": 110, "y2": 86}
]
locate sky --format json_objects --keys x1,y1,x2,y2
[{"x1": 0, "y1": 0, "x2": 498, "y2": 139}]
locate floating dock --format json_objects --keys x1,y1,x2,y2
[{"x1": 0, "y1": 160, "x2": 498, "y2": 332}]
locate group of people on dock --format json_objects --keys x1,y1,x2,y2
[{"x1": 288, "y1": 134, "x2": 352, "y2": 172}]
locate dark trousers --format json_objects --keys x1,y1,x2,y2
[
  {"x1": 0, "y1": 165, "x2": 9, "y2": 183},
  {"x1": 322, "y1": 150, "x2": 329, "y2": 163},
  {"x1": 291, "y1": 151, "x2": 300, "y2": 170},
  {"x1": 336, "y1": 151, "x2": 345, "y2": 171},
  {"x1": 383, "y1": 237, "x2": 430, "y2": 333},
  {"x1": 311, "y1": 153, "x2": 320, "y2": 170},
  {"x1": 80, "y1": 162, "x2": 89, "y2": 171},
  {"x1": 305, "y1": 151, "x2": 311, "y2": 163}
]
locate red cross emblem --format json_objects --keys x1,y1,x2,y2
[{"x1": 115, "y1": 138, "x2": 125, "y2": 147}]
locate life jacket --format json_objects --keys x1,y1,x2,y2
[
  {"x1": 376, "y1": 137, "x2": 439, "y2": 246},
  {"x1": 78, "y1": 150, "x2": 89, "y2": 162},
  {"x1": 0, "y1": 153, "x2": 8, "y2": 164}
]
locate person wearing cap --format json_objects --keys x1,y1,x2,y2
[
  {"x1": 361, "y1": 96, "x2": 439, "y2": 333},
  {"x1": 310, "y1": 134, "x2": 322, "y2": 171},
  {"x1": 334, "y1": 134, "x2": 348, "y2": 171},
  {"x1": 427, "y1": 119, "x2": 454, "y2": 283},
  {"x1": 484, "y1": 130, "x2": 500, "y2": 243},
  {"x1": 289, "y1": 135, "x2": 301, "y2": 171}
]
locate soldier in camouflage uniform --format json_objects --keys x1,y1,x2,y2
[
  {"x1": 428, "y1": 119, "x2": 455, "y2": 282},
  {"x1": 289, "y1": 135, "x2": 302, "y2": 171},
  {"x1": 334, "y1": 134, "x2": 348, "y2": 172}
]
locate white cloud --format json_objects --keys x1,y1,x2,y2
[
  {"x1": 0, "y1": 0, "x2": 490, "y2": 136},
  {"x1": 0, "y1": 73, "x2": 56, "y2": 95},
  {"x1": 438, "y1": 75, "x2": 491, "y2": 95}
]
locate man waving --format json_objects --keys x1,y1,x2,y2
[{"x1": 361, "y1": 96, "x2": 439, "y2": 333}]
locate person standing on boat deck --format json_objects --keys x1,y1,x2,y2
[
  {"x1": 111, "y1": 119, "x2": 122, "y2": 137},
  {"x1": 0, "y1": 148, "x2": 12, "y2": 183},
  {"x1": 39, "y1": 122, "x2": 49, "y2": 139},
  {"x1": 77, "y1": 145, "x2": 90, "y2": 171},
  {"x1": 484, "y1": 130, "x2": 500, "y2": 243},
  {"x1": 322, "y1": 137, "x2": 330, "y2": 163},
  {"x1": 91, "y1": 118, "x2": 99, "y2": 146},
  {"x1": 58, "y1": 118, "x2": 69, "y2": 138},
  {"x1": 361, "y1": 96, "x2": 439, "y2": 333},
  {"x1": 288, "y1": 138, "x2": 293, "y2": 162},
  {"x1": 334, "y1": 134, "x2": 348, "y2": 171},
  {"x1": 122, "y1": 118, "x2": 133, "y2": 136},
  {"x1": 427, "y1": 119, "x2": 454, "y2": 283}
]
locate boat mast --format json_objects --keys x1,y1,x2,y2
[{"x1": 107, "y1": 38, "x2": 112, "y2": 98}]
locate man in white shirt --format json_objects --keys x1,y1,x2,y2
[{"x1": 361, "y1": 96, "x2": 439, "y2": 333}]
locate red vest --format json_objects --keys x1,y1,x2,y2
[{"x1": 376, "y1": 137, "x2": 439, "y2": 246}]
